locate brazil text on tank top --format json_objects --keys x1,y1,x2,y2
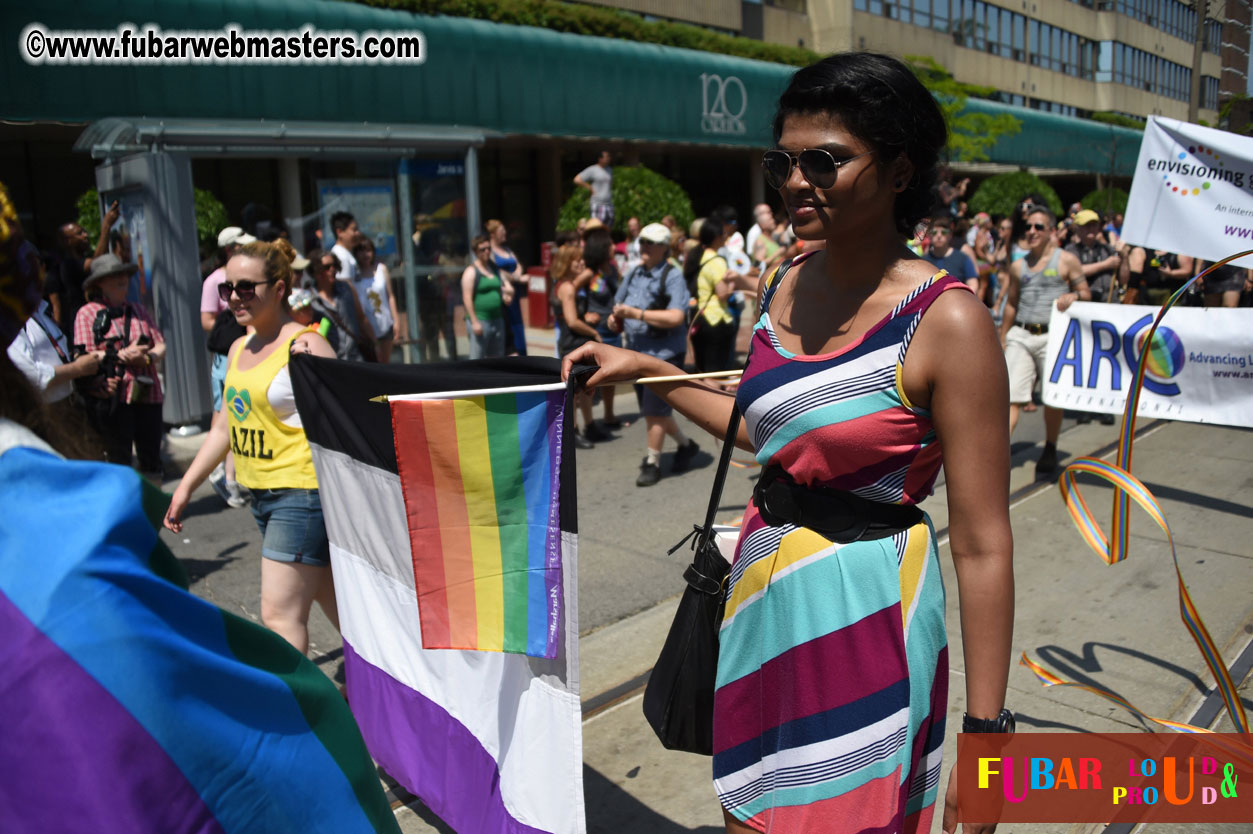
[
  {"x1": 1016, "y1": 247, "x2": 1066, "y2": 325},
  {"x1": 223, "y1": 332, "x2": 319, "y2": 490}
]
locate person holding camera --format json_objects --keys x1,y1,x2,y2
[
  {"x1": 72, "y1": 253, "x2": 166, "y2": 478},
  {"x1": 609, "y1": 222, "x2": 698, "y2": 486}
]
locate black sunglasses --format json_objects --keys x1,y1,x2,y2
[
  {"x1": 1026, "y1": 222, "x2": 1050, "y2": 232},
  {"x1": 217, "y1": 279, "x2": 276, "y2": 303},
  {"x1": 762, "y1": 149, "x2": 872, "y2": 190}
]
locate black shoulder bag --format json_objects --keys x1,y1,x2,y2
[{"x1": 643, "y1": 404, "x2": 741, "y2": 756}]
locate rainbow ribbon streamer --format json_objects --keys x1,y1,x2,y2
[{"x1": 1022, "y1": 250, "x2": 1253, "y2": 742}]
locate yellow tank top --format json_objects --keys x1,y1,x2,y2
[{"x1": 224, "y1": 330, "x2": 319, "y2": 490}]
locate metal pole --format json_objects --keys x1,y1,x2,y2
[
  {"x1": 397, "y1": 158, "x2": 420, "y2": 364},
  {"x1": 465, "y1": 145, "x2": 481, "y2": 247}
]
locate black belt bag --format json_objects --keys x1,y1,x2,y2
[{"x1": 753, "y1": 464, "x2": 923, "y2": 543}]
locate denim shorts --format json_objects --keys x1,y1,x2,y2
[{"x1": 249, "y1": 488, "x2": 331, "y2": 567}]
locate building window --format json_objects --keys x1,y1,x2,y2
[
  {"x1": 1203, "y1": 19, "x2": 1222, "y2": 54},
  {"x1": 1202, "y1": 76, "x2": 1219, "y2": 111},
  {"x1": 1100, "y1": 40, "x2": 1192, "y2": 101}
]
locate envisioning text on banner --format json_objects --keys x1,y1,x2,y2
[
  {"x1": 1122, "y1": 116, "x2": 1253, "y2": 268},
  {"x1": 1041, "y1": 302, "x2": 1253, "y2": 427}
]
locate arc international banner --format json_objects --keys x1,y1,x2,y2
[
  {"x1": 1041, "y1": 302, "x2": 1253, "y2": 428},
  {"x1": 1122, "y1": 117, "x2": 1253, "y2": 268}
]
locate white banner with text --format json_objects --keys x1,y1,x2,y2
[
  {"x1": 1122, "y1": 116, "x2": 1253, "y2": 268},
  {"x1": 1041, "y1": 302, "x2": 1253, "y2": 427}
]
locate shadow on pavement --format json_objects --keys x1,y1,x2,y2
[
  {"x1": 1013, "y1": 713, "x2": 1091, "y2": 733},
  {"x1": 177, "y1": 492, "x2": 236, "y2": 523},
  {"x1": 1031, "y1": 640, "x2": 1212, "y2": 728},
  {"x1": 179, "y1": 542, "x2": 245, "y2": 584},
  {"x1": 584, "y1": 765, "x2": 722, "y2": 833},
  {"x1": 1141, "y1": 481, "x2": 1253, "y2": 519}
]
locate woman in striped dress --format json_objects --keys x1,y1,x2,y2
[{"x1": 564, "y1": 53, "x2": 1012, "y2": 834}]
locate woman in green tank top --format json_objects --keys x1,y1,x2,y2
[{"x1": 460, "y1": 234, "x2": 514, "y2": 359}]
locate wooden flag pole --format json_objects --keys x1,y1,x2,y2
[{"x1": 370, "y1": 369, "x2": 742, "y2": 403}]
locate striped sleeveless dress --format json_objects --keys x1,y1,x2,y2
[{"x1": 714, "y1": 254, "x2": 970, "y2": 832}]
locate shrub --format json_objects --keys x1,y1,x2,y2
[
  {"x1": 77, "y1": 187, "x2": 229, "y2": 250},
  {"x1": 556, "y1": 165, "x2": 694, "y2": 236},
  {"x1": 969, "y1": 171, "x2": 1063, "y2": 218},
  {"x1": 1079, "y1": 187, "x2": 1128, "y2": 218}
]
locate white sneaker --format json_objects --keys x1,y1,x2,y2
[{"x1": 224, "y1": 480, "x2": 248, "y2": 509}]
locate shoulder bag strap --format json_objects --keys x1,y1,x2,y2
[
  {"x1": 698, "y1": 405, "x2": 741, "y2": 550},
  {"x1": 665, "y1": 403, "x2": 743, "y2": 565}
]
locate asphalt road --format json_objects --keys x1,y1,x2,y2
[{"x1": 158, "y1": 390, "x2": 1060, "y2": 649}]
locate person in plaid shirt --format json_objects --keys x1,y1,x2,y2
[{"x1": 73, "y1": 253, "x2": 166, "y2": 478}]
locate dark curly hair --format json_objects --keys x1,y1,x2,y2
[{"x1": 772, "y1": 52, "x2": 946, "y2": 236}]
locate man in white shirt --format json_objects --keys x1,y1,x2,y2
[
  {"x1": 9, "y1": 295, "x2": 102, "y2": 404},
  {"x1": 330, "y1": 211, "x2": 362, "y2": 280}
]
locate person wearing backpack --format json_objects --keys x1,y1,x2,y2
[
  {"x1": 461, "y1": 235, "x2": 514, "y2": 359},
  {"x1": 685, "y1": 217, "x2": 739, "y2": 373},
  {"x1": 609, "y1": 223, "x2": 698, "y2": 486}
]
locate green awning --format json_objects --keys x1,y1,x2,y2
[{"x1": 2, "y1": 0, "x2": 1141, "y2": 172}]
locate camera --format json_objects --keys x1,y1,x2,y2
[
  {"x1": 645, "y1": 285, "x2": 672, "y2": 338},
  {"x1": 72, "y1": 307, "x2": 153, "y2": 413}
]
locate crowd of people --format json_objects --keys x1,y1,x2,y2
[
  {"x1": 910, "y1": 191, "x2": 1253, "y2": 475},
  {"x1": 8, "y1": 45, "x2": 1253, "y2": 834}
]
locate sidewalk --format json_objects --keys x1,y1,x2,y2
[{"x1": 394, "y1": 420, "x2": 1253, "y2": 834}]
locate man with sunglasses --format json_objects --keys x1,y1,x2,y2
[{"x1": 1000, "y1": 205, "x2": 1089, "y2": 477}]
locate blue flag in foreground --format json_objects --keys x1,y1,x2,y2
[{"x1": 0, "y1": 421, "x2": 398, "y2": 834}]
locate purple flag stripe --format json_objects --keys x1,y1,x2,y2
[
  {"x1": 0, "y1": 589, "x2": 224, "y2": 834},
  {"x1": 342, "y1": 641, "x2": 550, "y2": 834}
]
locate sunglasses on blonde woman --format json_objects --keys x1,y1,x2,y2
[{"x1": 217, "y1": 279, "x2": 276, "y2": 303}]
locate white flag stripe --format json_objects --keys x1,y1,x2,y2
[{"x1": 313, "y1": 445, "x2": 415, "y2": 592}]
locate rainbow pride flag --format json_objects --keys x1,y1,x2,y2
[
  {"x1": 391, "y1": 388, "x2": 565, "y2": 658},
  {"x1": 291, "y1": 356, "x2": 584, "y2": 834},
  {"x1": 0, "y1": 422, "x2": 398, "y2": 834}
]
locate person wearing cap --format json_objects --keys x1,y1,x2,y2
[
  {"x1": 1064, "y1": 209, "x2": 1122, "y2": 304},
  {"x1": 609, "y1": 222, "x2": 698, "y2": 486},
  {"x1": 73, "y1": 253, "x2": 167, "y2": 479}
]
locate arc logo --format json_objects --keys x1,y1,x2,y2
[
  {"x1": 700, "y1": 73, "x2": 746, "y2": 136},
  {"x1": 1049, "y1": 315, "x2": 1185, "y2": 397}
]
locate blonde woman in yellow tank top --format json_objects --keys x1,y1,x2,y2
[{"x1": 164, "y1": 241, "x2": 338, "y2": 655}]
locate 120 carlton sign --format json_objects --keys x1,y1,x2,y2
[{"x1": 700, "y1": 73, "x2": 747, "y2": 136}]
